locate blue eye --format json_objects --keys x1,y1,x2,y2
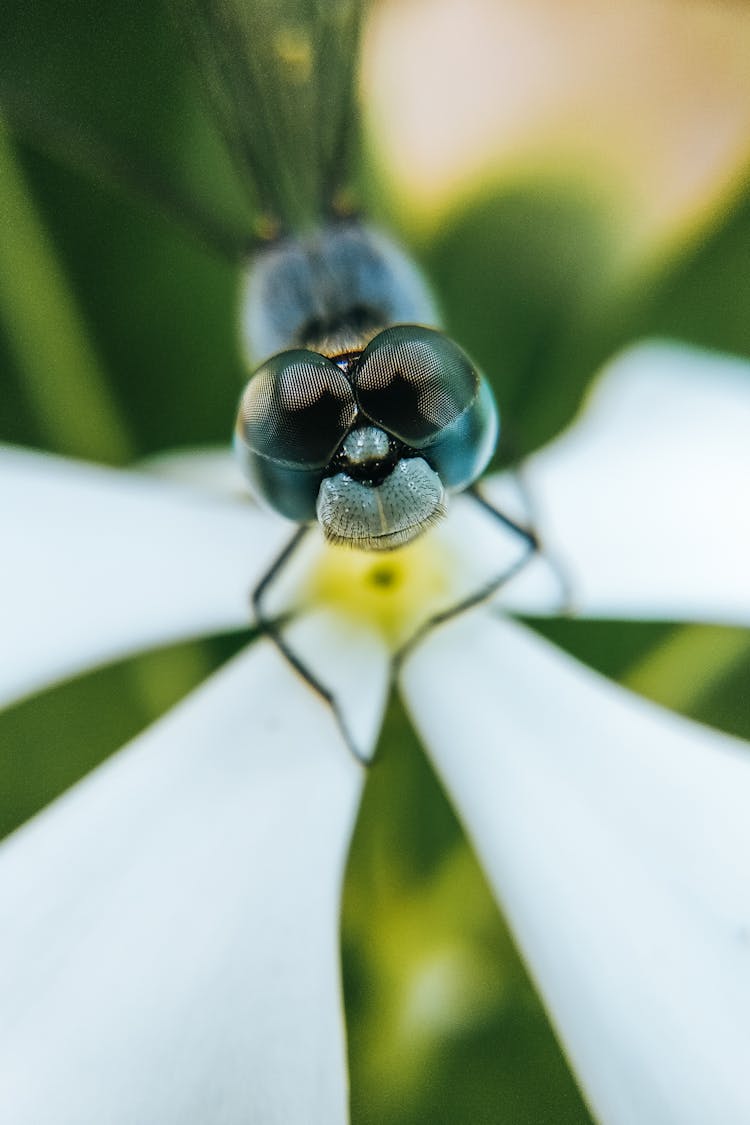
[
  {"x1": 235, "y1": 349, "x2": 356, "y2": 521},
  {"x1": 237, "y1": 350, "x2": 356, "y2": 467},
  {"x1": 354, "y1": 325, "x2": 499, "y2": 491},
  {"x1": 356, "y1": 326, "x2": 478, "y2": 443}
]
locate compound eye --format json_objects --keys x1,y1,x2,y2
[
  {"x1": 354, "y1": 326, "x2": 480, "y2": 447},
  {"x1": 236, "y1": 349, "x2": 356, "y2": 468}
]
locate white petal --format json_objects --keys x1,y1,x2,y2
[
  {"x1": 142, "y1": 446, "x2": 252, "y2": 499},
  {"x1": 488, "y1": 342, "x2": 750, "y2": 624},
  {"x1": 0, "y1": 446, "x2": 290, "y2": 708},
  {"x1": 402, "y1": 609, "x2": 750, "y2": 1125},
  {"x1": 283, "y1": 610, "x2": 391, "y2": 764},
  {"x1": 0, "y1": 630, "x2": 380, "y2": 1124}
]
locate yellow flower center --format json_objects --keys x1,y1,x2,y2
[{"x1": 304, "y1": 530, "x2": 459, "y2": 648}]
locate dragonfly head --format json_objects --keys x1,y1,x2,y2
[{"x1": 235, "y1": 326, "x2": 499, "y2": 552}]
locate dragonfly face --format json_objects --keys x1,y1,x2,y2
[{"x1": 235, "y1": 239, "x2": 499, "y2": 551}]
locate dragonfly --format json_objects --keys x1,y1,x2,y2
[{"x1": 1, "y1": 0, "x2": 544, "y2": 757}]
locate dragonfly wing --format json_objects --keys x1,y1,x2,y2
[
  {"x1": 0, "y1": 0, "x2": 365, "y2": 259},
  {"x1": 0, "y1": 86, "x2": 255, "y2": 262},
  {"x1": 175, "y1": 0, "x2": 366, "y2": 235}
]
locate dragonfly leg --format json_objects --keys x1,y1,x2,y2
[
  {"x1": 502, "y1": 466, "x2": 575, "y2": 613},
  {"x1": 393, "y1": 479, "x2": 571, "y2": 674},
  {"x1": 251, "y1": 525, "x2": 371, "y2": 766}
]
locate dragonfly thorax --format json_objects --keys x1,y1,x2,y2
[{"x1": 240, "y1": 222, "x2": 440, "y2": 366}]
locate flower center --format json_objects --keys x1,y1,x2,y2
[{"x1": 303, "y1": 529, "x2": 459, "y2": 647}]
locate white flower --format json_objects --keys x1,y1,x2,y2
[{"x1": 1, "y1": 340, "x2": 750, "y2": 1124}]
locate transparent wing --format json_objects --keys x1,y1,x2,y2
[
  {"x1": 0, "y1": 0, "x2": 366, "y2": 259},
  {"x1": 0, "y1": 89, "x2": 254, "y2": 262},
  {"x1": 175, "y1": 0, "x2": 366, "y2": 235}
]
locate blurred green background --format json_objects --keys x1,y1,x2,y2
[{"x1": 2, "y1": 1, "x2": 750, "y2": 1122}]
